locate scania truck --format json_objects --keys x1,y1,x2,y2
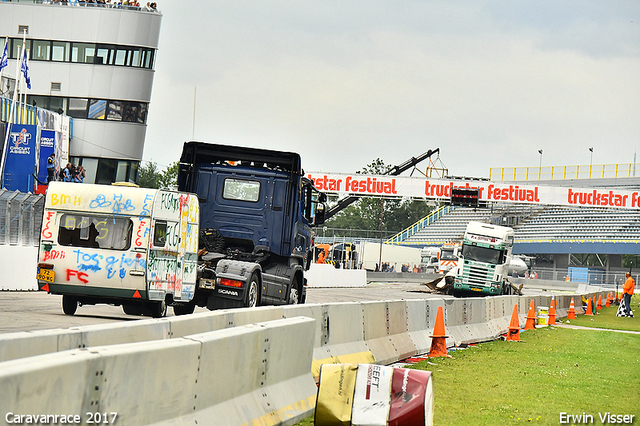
[
  {"x1": 176, "y1": 142, "x2": 326, "y2": 313},
  {"x1": 452, "y1": 221, "x2": 515, "y2": 296}
]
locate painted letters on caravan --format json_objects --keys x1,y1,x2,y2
[{"x1": 37, "y1": 182, "x2": 199, "y2": 316}]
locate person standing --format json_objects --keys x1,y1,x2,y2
[
  {"x1": 622, "y1": 272, "x2": 635, "y2": 317},
  {"x1": 46, "y1": 154, "x2": 55, "y2": 183},
  {"x1": 63, "y1": 163, "x2": 73, "y2": 182}
]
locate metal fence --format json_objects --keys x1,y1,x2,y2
[
  {"x1": 0, "y1": 189, "x2": 44, "y2": 247},
  {"x1": 528, "y1": 267, "x2": 637, "y2": 288}
]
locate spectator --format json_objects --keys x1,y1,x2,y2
[
  {"x1": 74, "y1": 166, "x2": 86, "y2": 183},
  {"x1": 620, "y1": 272, "x2": 635, "y2": 317},
  {"x1": 46, "y1": 154, "x2": 55, "y2": 183},
  {"x1": 62, "y1": 163, "x2": 73, "y2": 182}
]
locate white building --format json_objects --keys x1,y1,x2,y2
[{"x1": 0, "y1": 1, "x2": 162, "y2": 184}]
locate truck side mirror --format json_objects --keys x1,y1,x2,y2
[{"x1": 314, "y1": 203, "x2": 326, "y2": 226}]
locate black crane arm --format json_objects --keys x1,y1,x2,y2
[{"x1": 323, "y1": 148, "x2": 439, "y2": 220}]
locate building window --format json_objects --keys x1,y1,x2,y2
[
  {"x1": 95, "y1": 45, "x2": 110, "y2": 65},
  {"x1": 68, "y1": 98, "x2": 89, "y2": 118},
  {"x1": 89, "y1": 99, "x2": 107, "y2": 120},
  {"x1": 52, "y1": 41, "x2": 70, "y2": 62},
  {"x1": 7, "y1": 37, "x2": 156, "y2": 69},
  {"x1": 71, "y1": 43, "x2": 96, "y2": 63},
  {"x1": 107, "y1": 101, "x2": 122, "y2": 121},
  {"x1": 31, "y1": 40, "x2": 50, "y2": 61},
  {"x1": 10, "y1": 39, "x2": 23, "y2": 59}
]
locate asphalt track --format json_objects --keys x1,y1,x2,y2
[{"x1": 0, "y1": 281, "x2": 551, "y2": 334}]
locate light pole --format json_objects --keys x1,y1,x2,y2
[
  {"x1": 538, "y1": 149, "x2": 543, "y2": 179},
  {"x1": 589, "y1": 147, "x2": 593, "y2": 178}
]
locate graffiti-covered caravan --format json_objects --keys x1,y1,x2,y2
[{"x1": 37, "y1": 182, "x2": 199, "y2": 318}]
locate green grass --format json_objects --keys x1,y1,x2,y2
[
  {"x1": 411, "y1": 327, "x2": 639, "y2": 425},
  {"x1": 295, "y1": 294, "x2": 640, "y2": 426},
  {"x1": 562, "y1": 294, "x2": 640, "y2": 332}
]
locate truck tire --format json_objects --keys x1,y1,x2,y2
[
  {"x1": 62, "y1": 296, "x2": 77, "y2": 315},
  {"x1": 245, "y1": 273, "x2": 259, "y2": 308},
  {"x1": 150, "y1": 300, "x2": 167, "y2": 318},
  {"x1": 173, "y1": 302, "x2": 196, "y2": 316},
  {"x1": 288, "y1": 277, "x2": 301, "y2": 304}
]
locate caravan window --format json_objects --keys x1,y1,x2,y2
[{"x1": 58, "y1": 214, "x2": 133, "y2": 250}]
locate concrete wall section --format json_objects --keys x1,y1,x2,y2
[
  {"x1": 0, "y1": 246, "x2": 38, "y2": 290},
  {"x1": 306, "y1": 263, "x2": 367, "y2": 288},
  {"x1": 186, "y1": 317, "x2": 317, "y2": 426},
  {"x1": 0, "y1": 317, "x2": 317, "y2": 426}
]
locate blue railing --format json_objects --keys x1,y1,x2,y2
[{"x1": 385, "y1": 204, "x2": 453, "y2": 244}]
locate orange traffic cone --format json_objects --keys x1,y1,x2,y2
[
  {"x1": 506, "y1": 304, "x2": 520, "y2": 341},
  {"x1": 428, "y1": 306, "x2": 451, "y2": 358},
  {"x1": 524, "y1": 300, "x2": 536, "y2": 330},
  {"x1": 597, "y1": 295, "x2": 603, "y2": 310},
  {"x1": 548, "y1": 299, "x2": 556, "y2": 325},
  {"x1": 568, "y1": 298, "x2": 576, "y2": 319},
  {"x1": 585, "y1": 297, "x2": 594, "y2": 316},
  {"x1": 605, "y1": 293, "x2": 611, "y2": 308}
]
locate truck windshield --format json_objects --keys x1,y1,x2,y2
[
  {"x1": 441, "y1": 250, "x2": 457, "y2": 260},
  {"x1": 461, "y1": 244, "x2": 504, "y2": 264},
  {"x1": 58, "y1": 214, "x2": 133, "y2": 250}
]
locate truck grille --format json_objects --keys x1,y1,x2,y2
[{"x1": 462, "y1": 264, "x2": 492, "y2": 286}]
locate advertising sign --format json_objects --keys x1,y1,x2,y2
[
  {"x1": 3, "y1": 124, "x2": 37, "y2": 192},
  {"x1": 315, "y1": 363, "x2": 434, "y2": 426},
  {"x1": 38, "y1": 130, "x2": 56, "y2": 184},
  {"x1": 307, "y1": 172, "x2": 640, "y2": 210}
]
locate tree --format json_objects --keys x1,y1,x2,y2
[
  {"x1": 324, "y1": 159, "x2": 433, "y2": 238},
  {"x1": 138, "y1": 161, "x2": 159, "y2": 189},
  {"x1": 157, "y1": 162, "x2": 179, "y2": 190},
  {"x1": 137, "y1": 161, "x2": 178, "y2": 190}
]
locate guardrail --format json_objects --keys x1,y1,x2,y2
[{"x1": 0, "y1": 289, "x2": 607, "y2": 425}]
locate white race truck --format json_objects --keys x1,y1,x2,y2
[
  {"x1": 36, "y1": 182, "x2": 199, "y2": 317},
  {"x1": 420, "y1": 247, "x2": 440, "y2": 273},
  {"x1": 438, "y1": 241, "x2": 461, "y2": 274},
  {"x1": 426, "y1": 221, "x2": 521, "y2": 297},
  {"x1": 452, "y1": 221, "x2": 516, "y2": 296}
]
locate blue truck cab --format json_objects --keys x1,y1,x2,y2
[{"x1": 176, "y1": 142, "x2": 326, "y2": 312}]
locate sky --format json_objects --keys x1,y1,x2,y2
[{"x1": 143, "y1": 1, "x2": 640, "y2": 179}]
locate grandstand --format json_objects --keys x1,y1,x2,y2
[{"x1": 393, "y1": 204, "x2": 640, "y2": 250}]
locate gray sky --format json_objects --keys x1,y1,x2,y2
[{"x1": 143, "y1": 1, "x2": 640, "y2": 178}]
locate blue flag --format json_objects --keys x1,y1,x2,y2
[
  {"x1": 0, "y1": 41, "x2": 8, "y2": 72},
  {"x1": 20, "y1": 47, "x2": 31, "y2": 89}
]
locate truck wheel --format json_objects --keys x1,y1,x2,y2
[
  {"x1": 62, "y1": 296, "x2": 77, "y2": 315},
  {"x1": 288, "y1": 277, "x2": 301, "y2": 304},
  {"x1": 245, "y1": 273, "x2": 259, "y2": 308},
  {"x1": 150, "y1": 300, "x2": 167, "y2": 318},
  {"x1": 173, "y1": 302, "x2": 196, "y2": 316}
]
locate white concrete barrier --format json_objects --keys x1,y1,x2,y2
[
  {"x1": 0, "y1": 246, "x2": 38, "y2": 290},
  {"x1": 305, "y1": 263, "x2": 367, "y2": 287},
  {"x1": 0, "y1": 317, "x2": 317, "y2": 426}
]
